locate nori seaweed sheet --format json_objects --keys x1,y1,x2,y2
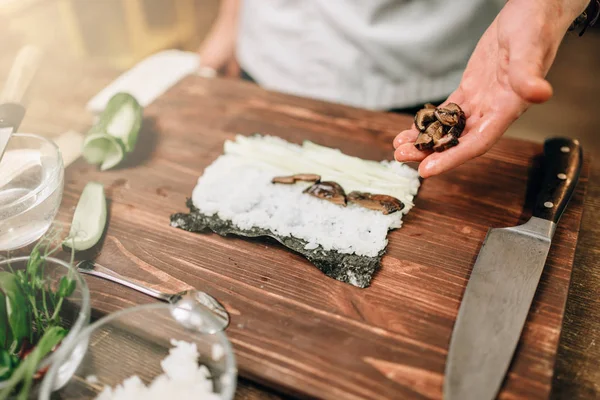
[{"x1": 170, "y1": 199, "x2": 384, "y2": 288}]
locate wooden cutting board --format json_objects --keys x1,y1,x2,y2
[{"x1": 58, "y1": 76, "x2": 589, "y2": 400}]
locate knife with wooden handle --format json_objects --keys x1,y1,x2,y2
[
  {"x1": 444, "y1": 137, "x2": 583, "y2": 400},
  {"x1": 0, "y1": 45, "x2": 42, "y2": 161}
]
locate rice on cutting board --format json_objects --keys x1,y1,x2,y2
[
  {"x1": 192, "y1": 155, "x2": 403, "y2": 257},
  {"x1": 171, "y1": 134, "x2": 421, "y2": 288},
  {"x1": 95, "y1": 340, "x2": 221, "y2": 400}
]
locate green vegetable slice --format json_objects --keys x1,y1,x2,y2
[
  {"x1": 57, "y1": 276, "x2": 76, "y2": 298},
  {"x1": 0, "y1": 326, "x2": 67, "y2": 400},
  {"x1": 0, "y1": 295, "x2": 9, "y2": 351},
  {"x1": 0, "y1": 273, "x2": 29, "y2": 353},
  {"x1": 0, "y1": 349, "x2": 11, "y2": 380},
  {"x1": 102, "y1": 93, "x2": 142, "y2": 153},
  {"x1": 82, "y1": 92, "x2": 142, "y2": 170},
  {"x1": 82, "y1": 133, "x2": 125, "y2": 171},
  {"x1": 63, "y1": 182, "x2": 107, "y2": 251}
]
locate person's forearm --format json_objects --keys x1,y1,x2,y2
[
  {"x1": 523, "y1": 0, "x2": 590, "y2": 30},
  {"x1": 216, "y1": 0, "x2": 240, "y2": 27},
  {"x1": 198, "y1": 0, "x2": 241, "y2": 73}
]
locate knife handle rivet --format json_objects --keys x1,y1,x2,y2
[
  {"x1": 544, "y1": 201, "x2": 554, "y2": 208},
  {"x1": 560, "y1": 146, "x2": 570, "y2": 153},
  {"x1": 557, "y1": 173, "x2": 567, "y2": 180}
]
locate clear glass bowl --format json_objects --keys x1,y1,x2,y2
[
  {"x1": 0, "y1": 256, "x2": 90, "y2": 396},
  {"x1": 39, "y1": 303, "x2": 238, "y2": 400},
  {"x1": 0, "y1": 133, "x2": 64, "y2": 251}
]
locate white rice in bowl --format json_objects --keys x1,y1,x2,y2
[{"x1": 95, "y1": 340, "x2": 221, "y2": 400}]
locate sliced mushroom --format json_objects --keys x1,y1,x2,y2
[
  {"x1": 434, "y1": 103, "x2": 463, "y2": 126},
  {"x1": 347, "y1": 191, "x2": 404, "y2": 215},
  {"x1": 447, "y1": 115, "x2": 466, "y2": 138},
  {"x1": 272, "y1": 176, "x2": 296, "y2": 184},
  {"x1": 293, "y1": 173, "x2": 321, "y2": 182},
  {"x1": 414, "y1": 131, "x2": 434, "y2": 151},
  {"x1": 414, "y1": 108, "x2": 437, "y2": 131},
  {"x1": 413, "y1": 103, "x2": 465, "y2": 152},
  {"x1": 443, "y1": 102, "x2": 463, "y2": 113},
  {"x1": 432, "y1": 134, "x2": 459, "y2": 152},
  {"x1": 424, "y1": 103, "x2": 437, "y2": 110},
  {"x1": 272, "y1": 173, "x2": 321, "y2": 184},
  {"x1": 304, "y1": 181, "x2": 346, "y2": 206},
  {"x1": 425, "y1": 120, "x2": 447, "y2": 141}
]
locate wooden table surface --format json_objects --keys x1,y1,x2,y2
[{"x1": 2, "y1": 51, "x2": 599, "y2": 399}]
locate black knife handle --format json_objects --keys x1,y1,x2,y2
[
  {"x1": 0, "y1": 102, "x2": 26, "y2": 132},
  {"x1": 532, "y1": 138, "x2": 583, "y2": 224}
]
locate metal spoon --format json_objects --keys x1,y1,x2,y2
[{"x1": 76, "y1": 260, "x2": 230, "y2": 334}]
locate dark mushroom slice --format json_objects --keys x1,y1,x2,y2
[
  {"x1": 444, "y1": 103, "x2": 463, "y2": 113},
  {"x1": 424, "y1": 120, "x2": 446, "y2": 142},
  {"x1": 434, "y1": 103, "x2": 466, "y2": 127},
  {"x1": 432, "y1": 134, "x2": 459, "y2": 152},
  {"x1": 272, "y1": 173, "x2": 321, "y2": 184},
  {"x1": 413, "y1": 103, "x2": 466, "y2": 152},
  {"x1": 447, "y1": 114, "x2": 466, "y2": 138},
  {"x1": 304, "y1": 181, "x2": 346, "y2": 206},
  {"x1": 447, "y1": 124, "x2": 464, "y2": 138},
  {"x1": 414, "y1": 131, "x2": 434, "y2": 151},
  {"x1": 347, "y1": 191, "x2": 404, "y2": 215},
  {"x1": 424, "y1": 103, "x2": 437, "y2": 109},
  {"x1": 414, "y1": 108, "x2": 437, "y2": 132}
]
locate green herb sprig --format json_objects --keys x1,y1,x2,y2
[{"x1": 0, "y1": 228, "x2": 77, "y2": 399}]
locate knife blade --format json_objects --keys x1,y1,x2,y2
[
  {"x1": 0, "y1": 45, "x2": 41, "y2": 162},
  {"x1": 444, "y1": 137, "x2": 583, "y2": 400}
]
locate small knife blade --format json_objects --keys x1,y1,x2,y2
[
  {"x1": 444, "y1": 137, "x2": 583, "y2": 400},
  {"x1": 0, "y1": 45, "x2": 41, "y2": 162},
  {"x1": 0, "y1": 104, "x2": 26, "y2": 160}
]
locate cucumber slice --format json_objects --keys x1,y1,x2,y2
[
  {"x1": 102, "y1": 93, "x2": 142, "y2": 153},
  {"x1": 81, "y1": 92, "x2": 142, "y2": 170},
  {"x1": 99, "y1": 139, "x2": 126, "y2": 171},
  {"x1": 63, "y1": 182, "x2": 107, "y2": 251},
  {"x1": 82, "y1": 133, "x2": 125, "y2": 171}
]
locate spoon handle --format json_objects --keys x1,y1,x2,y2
[{"x1": 77, "y1": 260, "x2": 172, "y2": 302}]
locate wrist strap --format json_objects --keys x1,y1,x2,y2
[{"x1": 569, "y1": 0, "x2": 600, "y2": 36}]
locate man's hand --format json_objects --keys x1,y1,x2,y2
[
  {"x1": 393, "y1": 0, "x2": 589, "y2": 178},
  {"x1": 197, "y1": 0, "x2": 240, "y2": 78}
]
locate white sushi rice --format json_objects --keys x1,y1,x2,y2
[
  {"x1": 95, "y1": 340, "x2": 220, "y2": 400},
  {"x1": 191, "y1": 135, "x2": 421, "y2": 258}
]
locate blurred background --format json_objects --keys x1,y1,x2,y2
[{"x1": 0, "y1": 0, "x2": 598, "y2": 155}]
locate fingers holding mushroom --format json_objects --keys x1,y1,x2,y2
[
  {"x1": 416, "y1": 111, "x2": 508, "y2": 178},
  {"x1": 412, "y1": 103, "x2": 466, "y2": 153}
]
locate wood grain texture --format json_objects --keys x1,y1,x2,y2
[
  {"x1": 55, "y1": 76, "x2": 589, "y2": 400},
  {"x1": 551, "y1": 163, "x2": 600, "y2": 399}
]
